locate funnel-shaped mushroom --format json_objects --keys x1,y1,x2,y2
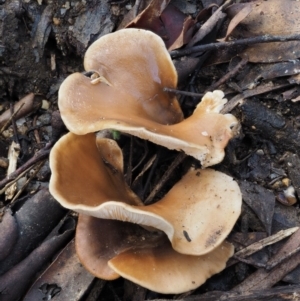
[
  {"x1": 59, "y1": 28, "x2": 183, "y2": 130},
  {"x1": 58, "y1": 29, "x2": 238, "y2": 167},
  {"x1": 50, "y1": 133, "x2": 242, "y2": 255},
  {"x1": 49, "y1": 132, "x2": 142, "y2": 208},
  {"x1": 76, "y1": 215, "x2": 234, "y2": 294}
]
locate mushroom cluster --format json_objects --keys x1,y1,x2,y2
[{"x1": 50, "y1": 29, "x2": 242, "y2": 294}]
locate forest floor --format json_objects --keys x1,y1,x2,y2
[{"x1": 1, "y1": 0, "x2": 300, "y2": 300}]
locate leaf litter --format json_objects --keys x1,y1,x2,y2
[{"x1": 0, "y1": 0, "x2": 300, "y2": 300}]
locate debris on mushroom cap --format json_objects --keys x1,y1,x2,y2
[
  {"x1": 59, "y1": 50, "x2": 238, "y2": 167},
  {"x1": 76, "y1": 215, "x2": 234, "y2": 294},
  {"x1": 49, "y1": 132, "x2": 142, "y2": 210},
  {"x1": 58, "y1": 28, "x2": 183, "y2": 134},
  {"x1": 50, "y1": 133, "x2": 242, "y2": 256}
]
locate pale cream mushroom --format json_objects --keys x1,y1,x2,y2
[
  {"x1": 58, "y1": 29, "x2": 238, "y2": 167},
  {"x1": 49, "y1": 133, "x2": 242, "y2": 256}
]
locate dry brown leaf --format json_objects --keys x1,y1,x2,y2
[
  {"x1": 124, "y1": 0, "x2": 195, "y2": 50},
  {"x1": 226, "y1": 0, "x2": 300, "y2": 62},
  {"x1": 218, "y1": 4, "x2": 252, "y2": 42}
]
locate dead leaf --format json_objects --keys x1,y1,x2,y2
[
  {"x1": 125, "y1": 0, "x2": 170, "y2": 41},
  {"x1": 240, "y1": 181, "x2": 275, "y2": 235},
  {"x1": 218, "y1": 4, "x2": 252, "y2": 42},
  {"x1": 124, "y1": 0, "x2": 196, "y2": 50},
  {"x1": 0, "y1": 189, "x2": 66, "y2": 276},
  {"x1": 225, "y1": 0, "x2": 300, "y2": 63},
  {"x1": 0, "y1": 217, "x2": 75, "y2": 301},
  {"x1": 23, "y1": 239, "x2": 95, "y2": 301}
]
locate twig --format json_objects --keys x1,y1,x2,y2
[
  {"x1": 206, "y1": 55, "x2": 248, "y2": 92},
  {"x1": 266, "y1": 245, "x2": 300, "y2": 271},
  {"x1": 163, "y1": 88, "x2": 203, "y2": 98},
  {"x1": 142, "y1": 148, "x2": 162, "y2": 199},
  {"x1": 11, "y1": 159, "x2": 46, "y2": 203},
  {"x1": 10, "y1": 102, "x2": 20, "y2": 144},
  {"x1": 0, "y1": 165, "x2": 33, "y2": 195},
  {"x1": 187, "y1": 0, "x2": 234, "y2": 47},
  {"x1": 125, "y1": 136, "x2": 133, "y2": 185},
  {"x1": 0, "y1": 103, "x2": 24, "y2": 134},
  {"x1": 144, "y1": 153, "x2": 186, "y2": 205},
  {"x1": 133, "y1": 0, "x2": 143, "y2": 17},
  {"x1": 170, "y1": 34, "x2": 300, "y2": 58},
  {"x1": 132, "y1": 139, "x2": 148, "y2": 172},
  {"x1": 0, "y1": 143, "x2": 52, "y2": 190},
  {"x1": 234, "y1": 227, "x2": 299, "y2": 258},
  {"x1": 233, "y1": 228, "x2": 300, "y2": 293},
  {"x1": 148, "y1": 284, "x2": 300, "y2": 301},
  {"x1": 33, "y1": 115, "x2": 41, "y2": 144},
  {"x1": 232, "y1": 255, "x2": 266, "y2": 269}
]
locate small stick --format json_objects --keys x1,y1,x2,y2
[
  {"x1": 33, "y1": 115, "x2": 41, "y2": 144},
  {"x1": 234, "y1": 227, "x2": 299, "y2": 258},
  {"x1": 132, "y1": 140, "x2": 148, "y2": 172},
  {"x1": 206, "y1": 56, "x2": 248, "y2": 92},
  {"x1": 10, "y1": 102, "x2": 20, "y2": 145},
  {"x1": 170, "y1": 34, "x2": 300, "y2": 58},
  {"x1": 163, "y1": 88, "x2": 203, "y2": 98},
  {"x1": 0, "y1": 143, "x2": 52, "y2": 190},
  {"x1": 0, "y1": 103, "x2": 25, "y2": 134},
  {"x1": 125, "y1": 136, "x2": 133, "y2": 185},
  {"x1": 133, "y1": 0, "x2": 143, "y2": 17},
  {"x1": 144, "y1": 153, "x2": 186, "y2": 205},
  {"x1": 266, "y1": 245, "x2": 300, "y2": 271},
  {"x1": 232, "y1": 255, "x2": 266, "y2": 269},
  {"x1": 11, "y1": 159, "x2": 46, "y2": 203},
  {"x1": 0, "y1": 165, "x2": 33, "y2": 195},
  {"x1": 142, "y1": 148, "x2": 162, "y2": 199}
]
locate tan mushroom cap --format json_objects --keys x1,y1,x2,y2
[
  {"x1": 109, "y1": 239, "x2": 234, "y2": 294},
  {"x1": 50, "y1": 133, "x2": 241, "y2": 255},
  {"x1": 95, "y1": 168, "x2": 242, "y2": 255},
  {"x1": 49, "y1": 132, "x2": 142, "y2": 209},
  {"x1": 76, "y1": 215, "x2": 234, "y2": 294},
  {"x1": 60, "y1": 58, "x2": 237, "y2": 166},
  {"x1": 59, "y1": 28, "x2": 183, "y2": 134}
]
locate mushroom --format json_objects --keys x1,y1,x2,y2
[
  {"x1": 50, "y1": 132, "x2": 242, "y2": 256},
  {"x1": 59, "y1": 28, "x2": 183, "y2": 131},
  {"x1": 49, "y1": 132, "x2": 142, "y2": 209},
  {"x1": 76, "y1": 215, "x2": 234, "y2": 294},
  {"x1": 58, "y1": 29, "x2": 238, "y2": 167}
]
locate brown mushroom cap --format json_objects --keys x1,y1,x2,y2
[
  {"x1": 59, "y1": 28, "x2": 183, "y2": 135},
  {"x1": 100, "y1": 90, "x2": 238, "y2": 167},
  {"x1": 109, "y1": 239, "x2": 234, "y2": 294},
  {"x1": 76, "y1": 214, "x2": 234, "y2": 294},
  {"x1": 49, "y1": 132, "x2": 142, "y2": 210},
  {"x1": 50, "y1": 133, "x2": 241, "y2": 256},
  {"x1": 60, "y1": 53, "x2": 237, "y2": 166},
  {"x1": 95, "y1": 168, "x2": 241, "y2": 255}
]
